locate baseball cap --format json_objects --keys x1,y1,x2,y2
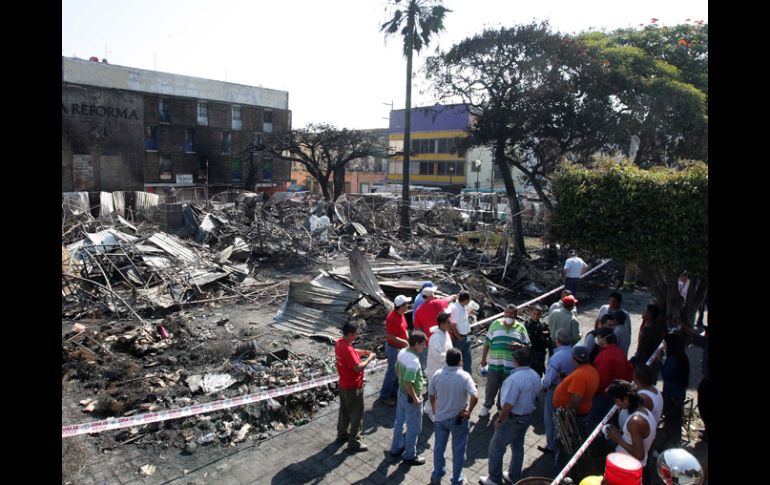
[
  {"x1": 394, "y1": 295, "x2": 412, "y2": 307},
  {"x1": 562, "y1": 295, "x2": 579, "y2": 305},
  {"x1": 572, "y1": 345, "x2": 590, "y2": 363},
  {"x1": 422, "y1": 286, "x2": 436, "y2": 297}
]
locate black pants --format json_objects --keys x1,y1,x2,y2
[
  {"x1": 697, "y1": 377, "x2": 709, "y2": 435},
  {"x1": 662, "y1": 393, "x2": 685, "y2": 448}
]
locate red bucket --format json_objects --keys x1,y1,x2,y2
[{"x1": 604, "y1": 452, "x2": 643, "y2": 485}]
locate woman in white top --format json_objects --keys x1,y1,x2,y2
[
  {"x1": 424, "y1": 312, "x2": 454, "y2": 421},
  {"x1": 618, "y1": 364, "x2": 664, "y2": 428},
  {"x1": 605, "y1": 380, "x2": 657, "y2": 467}
]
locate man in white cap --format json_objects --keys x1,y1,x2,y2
[
  {"x1": 413, "y1": 281, "x2": 436, "y2": 314},
  {"x1": 379, "y1": 294, "x2": 412, "y2": 406}
]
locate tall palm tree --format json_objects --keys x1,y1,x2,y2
[{"x1": 381, "y1": 0, "x2": 450, "y2": 241}]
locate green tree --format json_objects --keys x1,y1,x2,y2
[
  {"x1": 578, "y1": 25, "x2": 708, "y2": 166},
  {"x1": 381, "y1": 0, "x2": 450, "y2": 240},
  {"x1": 550, "y1": 159, "x2": 708, "y2": 323},
  {"x1": 426, "y1": 22, "x2": 613, "y2": 255},
  {"x1": 261, "y1": 124, "x2": 387, "y2": 209}
]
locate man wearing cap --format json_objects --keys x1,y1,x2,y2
[
  {"x1": 449, "y1": 291, "x2": 474, "y2": 374},
  {"x1": 588, "y1": 327, "x2": 634, "y2": 430},
  {"x1": 335, "y1": 321, "x2": 375, "y2": 452},
  {"x1": 380, "y1": 294, "x2": 412, "y2": 406},
  {"x1": 424, "y1": 312, "x2": 455, "y2": 421},
  {"x1": 479, "y1": 304, "x2": 531, "y2": 418},
  {"x1": 552, "y1": 345, "x2": 600, "y2": 467},
  {"x1": 539, "y1": 328, "x2": 577, "y2": 455},
  {"x1": 549, "y1": 289, "x2": 578, "y2": 317},
  {"x1": 413, "y1": 281, "x2": 436, "y2": 314},
  {"x1": 547, "y1": 295, "x2": 581, "y2": 347},
  {"x1": 414, "y1": 286, "x2": 457, "y2": 370},
  {"x1": 429, "y1": 348, "x2": 478, "y2": 485},
  {"x1": 390, "y1": 331, "x2": 428, "y2": 465},
  {"x1": 480, "y1": 349, "x2": 541, "y2": 485},
  {"x1": 562, "y1": 250, "x2": 588, "y2": 294}
]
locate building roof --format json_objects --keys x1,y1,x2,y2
[{"x1": 62, "y1": 57, "x2": 288, "y2": 110}]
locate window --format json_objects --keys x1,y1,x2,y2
[
  {"x1": 183, "y1": 129, "x2": 195, "y2": 153},
  {"x1": 159, "y1": 98, "x2": 171, "y2": 123},
  {"x1": 388, "y1": 161, "x2": 402, "y2": 175},
  {"x1": 231, "y1": 158, "x2": 242, "y2": 181},
  {"x1": 438, "y1": 138, "x2": 449, "y2": 153},
  {"x1": 411, "y1": 138, "x2": 436, "y2": 154},
  {"x1": 197, "y1": 102, "x2": 208, "y2": 125},
  {"x1": 448, "y1": 138, "x2": 458, "y2": 154},
  {"x1": 263, "y1": 110, "x2": 273, "y2": 133},
  {"x1": 419, "y1": 161, "x2": 435, "y2": 175},
  {"x1": 232, "y1": 106, "x2": 241, "y2": 130},
  {"x1": 159, "y1": 155, "x2": 172, "y2": 180},
  {"x1": 144, "y1": 125, "x2": 158, "y2": 151},
  {"x1": 221, "y1": 131, "x2": 232, "y2": 154},
  {"x1": 254, "y1": 133, "x2": 263, "y2": 147}
]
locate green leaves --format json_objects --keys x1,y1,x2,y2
[{"x1": 551, "y1": 161, "x2": 708, "y2": 275}]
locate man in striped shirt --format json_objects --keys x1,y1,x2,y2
[{"x1": 479, "y1": 304, "x2": 531, "y2": 418}]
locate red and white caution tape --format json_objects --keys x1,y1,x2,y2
[{"x1": 62, "y1": 360, "x2": 387, "y2": 438}]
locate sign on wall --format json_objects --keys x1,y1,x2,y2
[{"x1": 176, "y1": 174, "x2": 193, "y2": 184}]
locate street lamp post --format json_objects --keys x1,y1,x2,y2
[
  {"x1": 473, "y1": 159, "x2": 482, "y2": 211},
  {"x1": 448, "y1": 165, "x2": 454, "y2": 191}
]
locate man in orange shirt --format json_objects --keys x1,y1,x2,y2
[{"x1": 552, "y1": 345, "x2": 600, "y2": 470}]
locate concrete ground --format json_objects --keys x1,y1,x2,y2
[{"x1": 64, "y1": 287, "x2": 708, "y2": 484}]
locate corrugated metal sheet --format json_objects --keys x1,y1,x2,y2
[
  {"x1": 135, "y1": 192, "x2": 161, "y2": 211},
  {"x1": 272, "y1": 301, "x2": 346, "y2": 341},
  {"x1": 148, "y1": 233, "x2": 198, "y2": 263},
  {"x1": 62, "y1": 192, "x2": 90, "y2": 216},
  {"x1": 112, "y1": 191, "x2": 126, "y2": 217},
  {"x1": 288, "y1": 281, "x2": 361, "y2": 313},
  {"x1": 348, "y1": 250, "x2": 388, "y2": 305}
]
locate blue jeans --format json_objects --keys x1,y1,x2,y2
[
  {"x1": 380, "y1": 342, "x2": 400, "y2": 400},
  {"x1": 544, "y1": 387, "x2": 556, "y2": 451},
  {"x1": 431, "y1": 417, "x2": 470, "y2": 484},
  {"x1": 419, "y1": 347, "x2": 428, "y2": 377},
  {"x1": 452, "y1": 335, "x2": 472, "y2": 374},
  {"x1": 488, "y1": 414, "x2": 532, "y2": 484},
  {"x1": 390, "y1": 389, "x2": 423, "y2": 460},
  {"x1": 564, "y1": 277, "x2": 580, "y2": 294}
]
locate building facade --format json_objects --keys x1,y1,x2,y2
[
  {"x1": 386, "y1": 104, "x2": 522, "y2": 193},
  {"x1": 62, "y1": 57, "x2": 292, "y2": 194}
]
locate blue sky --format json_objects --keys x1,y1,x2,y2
[{"x1": 62, "y1": 0, "x2": 707, "y2": 130}]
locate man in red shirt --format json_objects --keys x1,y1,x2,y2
[
  {"x1": 413, "y1": 286, "x2": 457, "y2": 370},
  {"x1": 379, "y1": 294, "x2": 411, "y2": 406},
  {"x1": 336, "y1": 321, "x2": 375, "y2": 452},
  {"x1": 588, "y1": 327, "x2": 634, "y2": 430}
]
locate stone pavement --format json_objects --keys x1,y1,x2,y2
[{"x1": 65, "y1": 288, "x2": 707, "y2": 484}]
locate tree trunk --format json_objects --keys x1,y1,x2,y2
[
  {"x1": 640, "y1": 263, "x2": 707, "y2": 327},
  {"x1": 496, "y1": 140, "x2": 526, "y2": 256},
  {"x1": 318, "y1": 173, "x2": 333, "y2": 203},
  {"x1": 399, "y1": 19, "x2": 414, "y2": 242},
  {"x1": 332, "y1": 165, "x2": 346, "y2": 201}
]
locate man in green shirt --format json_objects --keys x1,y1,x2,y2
[
  {"x1": 479, "y1": 304, "x2": 530, "y2": 418},
  {"x1": 389, "y1": 331, "x2": 428, "y2": 465}
]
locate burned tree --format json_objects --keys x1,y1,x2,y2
[{"x1": 262, "y1": 124, "x2": 387, "y2": 206}]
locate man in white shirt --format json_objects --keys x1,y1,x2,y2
[
  {"x1": 595, "y1": 291, "x2": 632, "y2": 335},
  {"x1": 424, "y1": 312, "x2": 455, "y2": 421},
  {"x1": 450, "y1": 291, "x2": 473, "y2": 374},
  {"x1": 562, "y1": 250, "x2": 588, "y2": 294}
]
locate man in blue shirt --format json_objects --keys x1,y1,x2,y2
[
  {"x1": 413, "y1": 281, "x2": 436, "y2": 314},
  {"x1": 539, "y1": 329, "x2": 577, "y2": 455},
  {"x1": 480, "y1": 349, "x2": 541, "y2": 485}
]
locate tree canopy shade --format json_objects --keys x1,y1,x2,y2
[
  {"x1": 381, "y1": 0, "x2": 450, "y2": 240},
  {"x1": 262, "y1": 124, "x2": 387, "y2": 203},
  {"x1": 550, "y1": 160, "x2": 708, "y2": 322}
]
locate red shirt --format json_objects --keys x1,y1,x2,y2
[
  {"x1": 336, "y1": 338, "x2": 363, "y2": 390},
  {"x1": 593, "y1": 344, "x2": 634, "y2": 395},
  {"x1": 386, "y1": 310, "x2": 408, "y2": 348},
  {"x1": 413, "y1": 298, "x2": 450, "y2": 341}
]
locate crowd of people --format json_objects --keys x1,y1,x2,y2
[{"x1": 334, "y1": 274, "x2": 708, "y2": 485}]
